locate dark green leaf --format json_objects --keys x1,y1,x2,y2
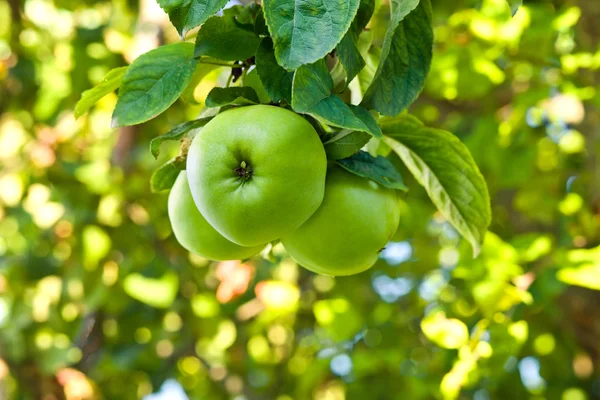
[
  {"x1": 324, "y1": 130, "x2": 372, "y2": 160},
  {"x1": 254, "y1": 7, "x2": 268, "y2": 36},
  {"x1": 506, "y1": 0, "x2": 522, "y2": 16},
  {"x1": 150, "y1": 158, "x2": 185, "y2": 193},
  {"x1": 361, "y1": 0, "x2": 433, "y2": 116},
  {"x1": 255, "y1": 38, "x2": 293, "y2": 103},
  {"x1": 337, "y1": 150, "x2": 408, "y2": 191},
  {"x1": 157, "y1": 0, "x2": 229, "y2": 38},
  {"x1": 150, "y1": 117, "x2": 212, "y2": 159},
  {"x1": 292, "y1": 59, "x2": 382, "y2": 138},
  {"x1": 194, "y1": 7, "x2": 260, "y2": 61},
  {"x1": 337, "y1": 34, "x2": 364, "y2": 86},
  {"x1": 336, "y1": 0, "x2": 376, "y2": 85},
  {"x1": 262, "y1": 0, "x2": 360, "y2": 70},
  {"x1": 353, "y1": 0, "x2": 376, "y2": 34},
  {"x1": 75, "y1": 66, "x2": 127, "y2": 119},
  {"x1": 205, "y1": 87, "x2": 259, "y2": 107},
  {"x1": 382, "y1": 117, "x2": 491, "y2": 255},
  {"x1": 111, "y1": 43, "x2": 196, "y2": 128}
]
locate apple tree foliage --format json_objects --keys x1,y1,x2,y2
[{"x1": 1, "y1": 0, "x2": 600, "y2": 399}]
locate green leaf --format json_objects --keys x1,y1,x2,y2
[
  {"x1": 337, "y1": 34, "x2": 364, "y2": 86},
  {"x1": 262, "y1": 0, "x2": 360, "y2": 70},
  {"x1": 194, "y1": 7, "x2": 260, "y2": 61},
  {"x1": 421, "y1": 312, "x2": 469, "y2": 349},
  {"x1": 361, "y1": 0, "x2": 433, "y2": 116},
  {"x1": 357, "y1": 45, "x2": 380, "y2": 95},
  {"x1": 157, "y1": 0, "x2": 229, "y2": 38},
  {"x1": 123, "y1": 272, "x2": 179, "y2": 308},
  {"x1": 337, "y1": 150, "x2": 407, "y2": 191},
  {"x1": 150, "y1": 158, "x2": 185, "y2": 193},
  {"x1": 352, "y1": 0, "x2": 376, "y2": 34},
  {"x1": 111, "y1": 43, "x2": 197, "y2": 128},
  {"x1": 292, "y1": 59, "x2": 382, "y2": 138},
  {"x1": 255, "y1": 38, "x2": 293, "y2": 103},
  {"x1": 150, "y1": 117, "x2": 212, "y2": 159},
  {"x1": 382, "y1": 117, "x2": 491, "y2": 256},
  {"x1": 557, "y1": 246, "x2": 600, "y2": 291},
  {"x1": 181, "y1": 63, "x2": 218, "y2": 104},
  {"x1": 243, "y1": 68, "x2": 272, "y2": 103},
  {"x1": 336, "y1": 0, "x2": 376, "y2": 86},
  {"x1": 506, "y1": 0, "x2": 522, "y2": 16},
  {"x1": 74, "y1": 66, "x2": 127, "y2": 119},
  {"x1": 324, "y1": 130, "x2": 372, "y2": 160},
  {"x1": 205, "y1": 87, "x2": 259, "y2": 107}
]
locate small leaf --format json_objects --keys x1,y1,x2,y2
[
  {"x1": 382, "y1": 118, "x2": 491, "y2": 256},
  {"x1": 205, "y1": 87, "x2": 259, "y2": 107},
  {"x1": 255, "y1": 38, "x2": 293, "y2": 103},
  {"x1": 292, "y1": 59, "x2": 382, "y2": 138},
  {"x1": 151, "y1": 158, "x2": 185, "y2": 193},
  {"x1": 111, "y1": 43, "x2": 196, "y2": 128},
  {"x1": 337, "y1": 150, "x2": 407, "y2": 191},
  {"x1": 506, "y1": 0, "x2": 522, "y2": 16},
  {"x1": 361, "y1": 0, "x2": 433, "y2": 116},
  {"x1": 194, "y1": 7, "x2": 260, "y2": 61},
  {"x1": 324, "y1": 130, "x2": 372, "y2": 160},
  {"x1": 150, "y1": 117, "x2": 212, "y2": 159},
  {"x1": 262, "y1": 0, "x2": 360, "y2": 70},
  {"x1": 157, "y1": 0, "x2": 229, "y2": 38},
  {"x1": 75, "y1": 66, "x2": 127, "y2": 119}
]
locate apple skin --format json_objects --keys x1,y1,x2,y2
[
  {"x1": 281, "y1": 166, "x2": 400, "y2": 276},
  {"x1": 168, "y1": 172, "x2": 265, "y2": 261},
  {"x1": 186, "y1": 105, "x2": 327, "y2": 246}
]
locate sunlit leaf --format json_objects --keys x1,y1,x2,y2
[
  {"x1": 421, "y1": 312, "x2": 469, "y2": 349},
  {"x1": 262, "y1": 0, "x2": 360, "y2": 70},
  {"x1": 111, "y1": 43, "x2": 197, "y2": 128},
  {"x1": 123, "y1": 272, "x2": 179, "y2": 308},
  {"x1": 157, "y1": 0, "x2": 229, "y2": 38},
  {"x1": 382, "y1": 116, "x2": 491, "y2": 256},
  {"x1": 75, "y1": 66, "x2": 127, "y2": 119}
]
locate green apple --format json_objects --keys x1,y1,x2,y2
[
  {"x1": 186, "y1": 105, "x2": 327, "y2": 246},
  {"x1": 281, "y1": 166, "x2": 400, "y2": 276},
  {"x1": 168, "y1": 172, "x2": 265, "y2": 260}
]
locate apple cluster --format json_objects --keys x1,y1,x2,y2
[{"x1": 169, "y1": 106, "x2": 400, "y2": 276}]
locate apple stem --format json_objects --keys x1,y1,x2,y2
[{"x1": 234, "y1": 161, "x2": 253, "y2": 182}]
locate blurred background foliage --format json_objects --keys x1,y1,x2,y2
[{"x1": 1, "y1": 0, "x2": 600, "y2": 399}]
